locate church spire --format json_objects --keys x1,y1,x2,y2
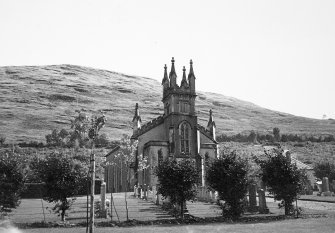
[
  {"x1": 132, "y1": 103, "x2": 141, "y2": 133},
  {"x1": 188, "y1": 59, "x2": 195, "y2": 78},
  {"x1": 188, "y1": 59, "x2": 196, "y2": 93},
  {"x1": 207, "y1": 109, "x2": 216, "y2": 140},
  {"x1": 169, "y1": 57, "x2": 177, "y2": 87},
  {"x1": 162, "y1": 64, "x2": 169, "y2": 85},
  {"x1": 180, "y1": 66, "x2": 188, "y2": 88}
]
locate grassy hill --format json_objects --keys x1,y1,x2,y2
[{"x1": 1, "y1": 64, "x2": 335, "y2": 143}]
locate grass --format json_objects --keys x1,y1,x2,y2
[
  {"x1": 219, "y1": 141, "x2": 335, "y2": 166},
  {"x1": 7, "y1": 217, "x2": 335, "y2": 233},
  {"x1": 1, "y1": 64, "x2": 335, "y2": 144}
]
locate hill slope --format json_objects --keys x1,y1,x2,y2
[{"x1": 1, "y1": 64, "x2": 335, "y2": 143}]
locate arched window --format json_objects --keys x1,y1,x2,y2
[
  {"x1": 180, "y1": 122, "x2": 190, "y2": 154},
  {"x1": 158, "y1": 149, "x2": 163, "y2": 165},
  {"x1": 205, "y1": 152, "x2": 209, "y2": 168}
]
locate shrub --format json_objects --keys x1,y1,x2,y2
[
  {"x1": 314, "y1": 160, "x2": 335, "y2": 182},
  {"x1": 31, "y1": 152, "x2": 88, "y2": 221},
  {"x1": 206, "y1": 151, "x2": 248, "y2": 220},
  {"x1": 0, "y1": 151, "x2": 27, "y2": 213},
  {"x1": 257, "y1": 148, "x2": 305, "y2": 215},
  {"x1": 155, "y1": 159, "x2": 199, "y2": 219},
  {"x1": 273, "y1": 128, "x2": 281, "y2": 142}
]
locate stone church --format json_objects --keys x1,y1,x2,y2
[{"x1": 132, "y1": 57, "x2": 218, "y2": 189}]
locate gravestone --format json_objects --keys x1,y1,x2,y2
[
  {"x1": 322, "y1": 177, "x2": 332, "y2": 196},
  {"x1": 248, "y1": 184, "x2": 258, "y2": 212},
  {"x1": 248, "y1": 184, "x2": 257, "y2": 207},
  {"x1": 331, "y1": 180, "x2": 335, "y2": 192},
  {"x1": 257, "y1": 189, "x2": 269, "y2": 214},
  {"x1": 100, "y1": 181, "x2": 107, "y2": 218},
  {"x1": 305, "y1": 180, "x2": 313, "y2": 195}
]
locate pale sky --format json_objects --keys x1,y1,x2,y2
[{"x1": 1, "y1": 0, "x2": 334, "y2": 119}]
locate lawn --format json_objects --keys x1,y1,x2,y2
[{"x1": 10, "y1": 218, "x2": 335, "y2": 233}]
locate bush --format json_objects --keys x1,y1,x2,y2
[
  {"x1": 206, "y1": 151, "x2": 248, "y2": 220},
  {"x1": 31, "y1": 152, "x2": 88, "y2": 221},
  {"x1": 257, "y1": 148, "x2": 305, "y2": 215},
  {"x1": 155, "y1": 159, "x2": 199, "y2": 219},
  {"x1": 314, "y1": 161, "x2": 335, "y2": 182},
  {"x1": 0, "y1": 151, "x2": 27, "y2": 212}
]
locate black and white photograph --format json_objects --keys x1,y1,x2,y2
[{"x1": 1, "y1": 1, "x2": 335, "y2": 232}]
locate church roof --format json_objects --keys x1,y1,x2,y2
[
  {"x1": 105, "y1": 145, "x2": 120, "y2": 158},
  {"x1": 197, "y1": 124, "x2": 218, "y2": 144},
  {"x1": 131, "y1": 115, "x2": 165, "y2": 139}
]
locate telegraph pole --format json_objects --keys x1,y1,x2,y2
[
  {"x1": 89, "y1": 142, "x2": 95, "y2": 233},
  {"x1": 87, "y1": 113, "x2": 106, "y2": 233}
]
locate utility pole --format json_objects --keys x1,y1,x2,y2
[
  {"x1": 87, "y1": 113, "x2": 106, "y2": 233},
  {"x1": 89, "y1": 143, "x2": 95, "y2": 233}
]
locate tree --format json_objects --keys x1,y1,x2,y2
[
  {"x1": 206, "y1": 151, "x2": 248, "y2": 220},
  {"x1": 314, "y1": 160, "x2": 335, "y2": 182},
  {"x1": 110, "y1": 134, "x2": 144, "y2": 220},
  {"x1": 155, "y1": 159, "x2": 199, "y2": 219},
  {"x1": 31, "y1": 153, "x2": 88, "y2": 221},
  {"x1": 273, "y1": 128, "x2": 280, "y2": 142},
  {"x1": 248, "y1": 131, "x2": 257, "y2": 143},
  {"x1": 0, "y1": 151, "x2": 27, "y2": 213},
  {"x1": 0, "y1": 136, "x2": 5, "y2": 146},
  {"x1": 257, "y1": 148, "x2": 305, "y2": 215}
]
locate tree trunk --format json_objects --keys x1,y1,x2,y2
[
  {"x1": 180, "y1": 201, "x2": 184, "y2": 220},
  {"x1": 61, "y1": 209, "x2": 66, "y2": 221},
  {"x1": 89, "y1": 152, "x2": 95, "y2": 233},
  {"x1": 284, "y1": 201, "x2": 290, "y2": 215},
  {"x1": 125, "y1": 168, "x2": 129, "y2": 221}
]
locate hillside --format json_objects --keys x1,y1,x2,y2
[{"x1": 1, "y1": 64, "x2": 335, "y2": 143}]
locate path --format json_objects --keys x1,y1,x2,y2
[{"x1": 8, "y1": 192, "x2": 173, "y2": 224}]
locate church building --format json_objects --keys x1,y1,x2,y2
[{"x1": 132, "y1": 57, "x2": 218, "y2": 189}]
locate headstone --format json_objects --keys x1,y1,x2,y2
[
  {"x1": 322, "y1": 177, "x2": 332, "y2": 196},
  {"x1": 248, "y1": 184, "x2": 257, "y2": 207},
  {"x1": 305, "y1": 180, "x2": 313, "y2": 195},
  {"x1": 143, "y1": 184, "x2": 147, "y2": 200},
  {"x1": 100, "y1": 181, "x2": 107, "y2": 218},
  {"x1": 133, "y1": 185, "x2": 137, "y2": 197},
  {"x1": 257, "y1": 189, "x2": 269, "y2": 214},
  {"x1": 331, "y1": 180, "x2": 335, "y2": 192}
]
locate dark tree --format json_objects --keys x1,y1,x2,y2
[
  {"x1": 273, "y1": 128, "x2": 281, "y2": 142},
  {"x1": 257, "y1": 148, "x2": 305, "y2": 215},
  {"x1": 0, "y1": 151, "x2": 26, "y2": 213},
  {"x1": 31, "y1": 153, "x2": 88, "y2": 221},
  {"x1": 155, "y1": 159, "x2": 199, "y2": 219},
  {"x1": 206, "y1": 151, "x2": 248, "y2": 220},
  {"x1": 248, "y1": 131, "x2": 257, "y2": 143},
  {"x1": 314, "y1": 160, "x2": 335, "y2": 182}
]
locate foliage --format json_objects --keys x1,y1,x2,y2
[
  {"x1": 217, "y1": 130, "x2": 335, "y2": 144},
  {"x1": 155, "y1": 159, "x2": 199, "y2": 219},
  {"x1": 314, "y1": 160, "x2": 335, "y2": 182},
  {"x1": 0, "y1": 136, "x2": 5, "y2": 146},
  {"x1": 45, "y1": 110, "x2": 109, "y2": 148},
  {"x1": 31, "y1": 152, "x2": 88, "y2": 221},
  {"x1": 247, "y1": 131, "x2": 257, "y2": 143},
  {"x1": 273, "y1": 128, "x2": 281, "y2": 142},
  {"x1": 0, "y1": 151, "x2": 27, "y2": 213},
  {"x1": 206, "y1": 151, "x2": 248, "y2": 220},
  {"x1": 256, "y1": 148, "x2": 305, "y2": 215},
  {"x1": 106, "y1": 134, "x2": 143, "y2": 220}
]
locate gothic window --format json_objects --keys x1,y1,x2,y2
[
  {"x1": 205, "y1": 152, "x2": 209, "y2": 168},
  {"x1": 169, "y1": 128, "x2": 175, "y2": 153},
  {"x1": 158, "y1": 149, "x2": 163, "y2": 165},
  {"x1": 165, "y1": 103, "x2": 170, "y2": 115},
  {"x1": 179, "y1": 101, "x2": 190, "y2": 113},
  {"x1": 180, "y1": 122, "x2": 190, "y2": 154}
]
